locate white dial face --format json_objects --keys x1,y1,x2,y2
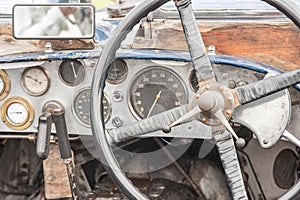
[
  {"x1": 0, "y1": 77, "x2": 4, "y2": 94},
  {"x1": 22, "y1": 67, "x2": 49, "y2": 96},
  {"x1": 7, "y1": 103, "x2": 28, "y2": 125}
]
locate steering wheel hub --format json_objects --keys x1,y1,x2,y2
[{"x1": 196, "y1": 82, "x2": 235, "y2": 126}]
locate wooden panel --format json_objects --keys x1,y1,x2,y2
[
  {"x1": 133, "y1": 20, "x2": 300, "y2": 71},
  {"x1": 0, "y1": 23, "x2": 94, "y2": 56},
  {"x1": 43, "y1": 145, "x2": 72, "y2": 199}
]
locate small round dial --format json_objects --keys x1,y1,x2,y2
[
  {"x1": 106, "y1": 59, "x2": 128, "y2": 84},
  {"x1": 130, "y1": 67, "x2": 187, "y2": 119},
  {"x1": 1, "y1": 96, "x2": 34, "y2": 130},
  {"x1": 73, "y1": 88, "x2": 111, "y2": 127},
  {"x1": 0, "y1": 70, "x2": 10, "y2": 101},
  {"x1": 7, "y1": 103, "x2": 28, "y2": 124},
  {"x1": 21, "y1": 66, "x2": 50, "y2": 96},
  {"x1": 59, "y1": 60, "x2": 85, "y2": 86}
]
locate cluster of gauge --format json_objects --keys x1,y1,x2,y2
[
  {"x1": 72, "y1": 59, "x2": 200, "y2": 127},
  {"x1": 72, "y1": 59, "x2": 128, "y2": 126},
  {"x1": 21, "y1": 59, "x2": 86, "y2": 98},
  {"x1": 0, "y1": 69, "x2": 34, "y2": 130},
  {"x1": 0, "y1": 59, "x2": 87, "y2": 131},
  {"x1": 72, "y1": 59, "x2": 194, "y2": 127}
]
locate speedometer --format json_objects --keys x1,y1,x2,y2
[
  {"x1": 129, "y1": 67, "x2": 187, "y2": 119},
  {"x1": 73, "y1": 88, "x2": 111, "y2": 127}
]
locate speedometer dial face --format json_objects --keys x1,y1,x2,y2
[
  {"x1": 73, "y1": 88, "x2": 111, "y2": 127},
  {"x1": 130, "y1": 67, "x2": 187, "y2": 119},
  {"x1": 21, "y1": 66, "x2": 50, "y2": 96}
]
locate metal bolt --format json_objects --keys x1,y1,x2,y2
[
  {"x1": 48, "y1": 174, "x2": 56, "y2": 181},
  {"x1": 202, "y1": 118, "x2": 208, "y2": 123},
  {"x1": 112, "y1": 117, "x2": 123, "y2": 127},
  {"x1": 208, "y1": 45, "x2": 216, "y2": 55},
  {"x1": 228, "y1": 80, "x2": 236, "y2": 89},
  {"x1": 226, "y1": 110, "x2": 232, "y2": 115},
  {"x1": 113, "y1": 91, "x2": 123, "y2": 102},
  {"x1": 263, "y1": 139, "x2": 269, "y2": 144},
  {"x1": 195, "y1": 94, "x2": 201, "y2": 99}
]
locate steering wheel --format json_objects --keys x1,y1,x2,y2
[{"x1": 91, "y1": 0, "x2": 300, "y2": 199}]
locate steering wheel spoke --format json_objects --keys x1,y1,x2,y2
[
  {"x1": 175, "y1": 0, "x2": 215, "y2": 82},
  {"x1": 235, "y1": 68, "x2": 300, "y2": 105},
  {"x1": 106, "y1": 105, "x2": 212, "y2": 144},
  {"x1": 214, "y1": 129, "x2": 248, "y2": 200}
]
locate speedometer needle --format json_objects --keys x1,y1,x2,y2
[{"x1": 147, "y1": 91, "x2": 162, "y2": 118}]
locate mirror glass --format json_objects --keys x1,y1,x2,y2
[{"x1": 13, "y1": 4, "x2": 95, "y2": 39}]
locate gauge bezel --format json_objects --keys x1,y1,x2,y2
[
  {"x1": 21, "y1": 66, "x2": 51, "y2": 96},
  {"x1": 0, "y1": 70, "x2": 11, "y2": 101},
  {"x1": 58, "y1": 60, "x2": 85, "y2": 86},
  {"x1": 1, "y1": 96, "x2": 35, "y2": 130},
  {"x1": 72, "y1": 87, "x2": 111, "y2": 127},
  {"x1": 128, "y1": 66, "x2": 188, "y2": 120},
  {"x1": 106, "y1": 59, "x2": 128, "y2": 84}
]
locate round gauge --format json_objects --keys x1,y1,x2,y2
[
  {"x1": 130, "y1": 67, "x2": 187, "y2": 119},
  {"x1": 73, "y1": 88, "x2": 111, "y2": 127},
  {"x1": 21, "y1": 66, "x2": 50, "y2": 96},
  {"x1": 106, "y1": 59, "x2": 128, "y2": 84},
  {"x1": 59, "y1": 60, "x2": 85, "y2": 86},
  {"x1": 0, "y1": 70, "x2": 10, "y2": 101},
  {"x1": 1, "y1": 96, "x2": 34, "y2": 130}
]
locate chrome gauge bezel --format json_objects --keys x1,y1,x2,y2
[
  {"x1": 128, "y1": 66, "x2": 188, "y2": 120},
  {"x1": 1, "y1": 96, "x2": 35, "y2": 130},
  {"x1": 72, "y1": 87, "x2": 111, "y2": 127},
  {"x1": 21, "y1": 66, "x2": 50, "y2": 96},
  {"x1": 0, "y1": 70, "x2": 11, "y2": 101},
  {"x1": 58, "y1": 60, "x2": 85, "y2": 86}
]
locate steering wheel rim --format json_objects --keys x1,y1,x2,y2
[{"x1": 91, "y1": 0, "x2": 300, "y2": 199}]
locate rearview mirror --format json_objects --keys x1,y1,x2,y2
[{"x1": 13, "y1": 4, "x2": 95, "y2": 39}]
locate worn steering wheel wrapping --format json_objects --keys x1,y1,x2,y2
[{"x1": 91, "y1": 0, "x2": 300, "y2": 199}]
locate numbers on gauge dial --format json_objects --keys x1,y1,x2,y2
[
  {"x1": 21, "y1": 67, "x2": 50, "y2": 96},
  {"x1": 7, "y1": 103, "x2": 28, "y2": 124},
  {"x1": 73, "y1": 88, "x2": 111, "y2": 127},
  {"x1": 130, "y1": 67, "x2": 187, "y2": 119}
]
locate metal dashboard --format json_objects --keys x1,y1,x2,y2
[{"x1": 0, "y1": 53, "x2": 265, "y2": 137}]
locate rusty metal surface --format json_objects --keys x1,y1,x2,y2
[
  {"x1": 43, "y1": 144, "x2": 72, "y2": 199},
  {"x1": 0, "y1": 22, "x2": 94, "y2": 56},
  {"x1": 133, "y1": 20, "x2": 300, "y2": 71}
]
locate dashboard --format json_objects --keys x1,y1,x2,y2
[{"x1": 0, "y1": 51, "x2": 265, "y2": 138}]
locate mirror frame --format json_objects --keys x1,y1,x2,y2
[{"x1": 12, "y1": 4, "x2": 95, "y2": 40}]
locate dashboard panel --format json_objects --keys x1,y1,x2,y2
[{"x1": 0, "y1": 55, "x2": 265, "y2": 138}]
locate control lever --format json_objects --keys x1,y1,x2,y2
[
  {"x1": 52, "y1": 107, "x2": 80, "y2": 200},
  {"x1": 36, "y1": 111, "x2": 52, "y2": 160},
  {"x1": 36, "y1": 105, "x2": 80, "y2": 200}
]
